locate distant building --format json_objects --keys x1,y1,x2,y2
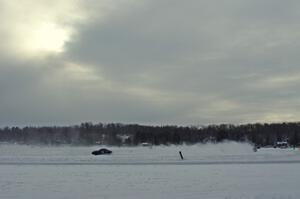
[
  {"x1": 141, "y1": 142, "x2": 151, "y2": 147},
  {"x1": 274, "y1": 141, "x2": 288, "y2": 148}
]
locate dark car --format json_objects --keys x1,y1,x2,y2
[{"x1": 91, "y1": 148, "x2": 112, "y2": 155}]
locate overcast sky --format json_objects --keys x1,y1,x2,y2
[{"x1": 1, "y1": 0, "x2": 300, "y2": 126}]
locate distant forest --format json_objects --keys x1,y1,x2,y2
[{"x1": 0, "y1": 122, "x2": 300, "y2": 146}]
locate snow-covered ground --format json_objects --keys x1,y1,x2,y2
[{"x1": 1, "y1": 142, "x2": 300, "y2": 199}]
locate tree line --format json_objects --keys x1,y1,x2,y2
[{"x1": 0, "y1": 122, "x2": 299, "y2": 146}]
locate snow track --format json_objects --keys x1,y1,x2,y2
[{"x1": 1, "y1": 142, "x2": 300, "y2": 199}]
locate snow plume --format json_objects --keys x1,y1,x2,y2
[{"x1": 191, "y1": 141, "x2": 254, "y2": 156}]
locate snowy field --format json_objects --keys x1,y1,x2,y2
[{"x1": 1, "y1": 142, "x2": 300, "y2": 199}]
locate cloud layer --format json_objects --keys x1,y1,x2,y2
[{"x1": 1, "y1": 0, "x2": 300, "y2": 126}]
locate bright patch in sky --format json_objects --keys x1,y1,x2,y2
[
  {"x1": 22, "y1": 22, "x2": 71, "y2": 54},
  {"x1": 0, "y1": 0, "x2": 89, "y2": 58}
]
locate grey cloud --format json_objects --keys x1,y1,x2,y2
[
  {"x1": 2, "y1": 0, "x2": 300, "y2": 125},
  {"x1": 0, "y1": 57, "x2": 189, "y2": 126},
  {"x1": 63, "y1": 0, "x2": 300, "y2": 124}
]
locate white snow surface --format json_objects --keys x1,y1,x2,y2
[{"x1": 1, "y1": 142, "x2": 300, "y2": 199}]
